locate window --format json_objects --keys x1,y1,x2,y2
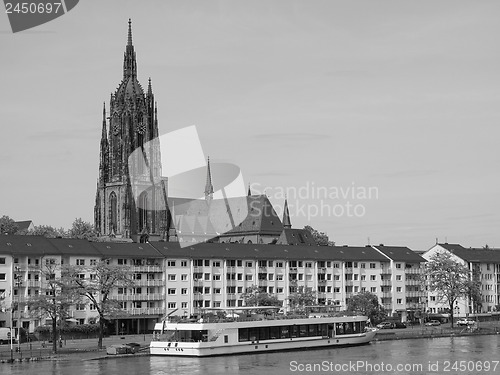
[
  {"x1": 167, "y1": 261, "x2": 176, "y2": 267},
  {"x1": 204, "y1": 300, "x2": 210, "y2": 308},
  {"x1": 89, "y1": 304, "x2": 96, "y2": 311},
  {"x1": 246, "y1": 262, "x2": 253, "y2": 268},
  {"x1": 168, "y1": 302, "x2": 176, "y2": 309},
  {"x1": 168, "y1": 288, "x2": 176, "y2": 295},
  {"x1": 370, "y1": 287, "x2": 376, "y2": 293},
  {"x1": 76, "y1": 259, "x2": 85, "y2": 266},
  {"x1": 268, "y1": 286, "x2": 274, "y2": 293},
  {"x1": 396, "y1": 275, "x2": 402, "y2": 281},
  {"x1": 306, "y1": 274, "x2": 312, "y2": 281},
  {"x1": 396, "y1": 263, "x2": 402, "y2": 269},
  {"x1": 181, "y1": 302, "x2": 188, "y2": 309},
  {"x1": 181, "y1": 274, "x2": 188, "y2": 281},
  {"x1": 245, "y1": 274, "x2": 253, "y2": 281},
  {"x1": 118, "y1": 288, "x2": 127, "y2": 295},
  {"x1": 354, "y1": 274, "x2": 358, "y2": 281},
  {"x1": 298, "y1": 274, "x2": 304, "y2": 281},
  {"x1": 305, "y1": 262, "x2": 313, "y2": 268},
  {"x1": 276, "y1": 262, "x2": 283, "y2": 268},
  {"x1": 0, "y1": 258, "x2": 5, "y2": 265},
  {"x1": 133, "y1": 273, "x2": 142, "y2": 280},
  {"x1": 333, "y1": 263, "x2": 339, "y2": 268},
  {"x1": 213, "y1": 288, "x2": 221, "y2": 294},
  {"x1": 237, "y1": 273, "x2": 243, "y2": 281},
  {"x1": 90, "y1": 259, "x2": 97, "y2": 266},
  {"x1": 360, "y1": 263, "x2": 366, "y2": 269},
  {"x1": 204, "y1": 287, "x2": 210, "y2": 294},
  {"x1": 396, "y1": 287, "x2": 402, "y2": 292},
  {"x1": 181, "y1": 288, "x2": 188, "y2": 295},
  {"x1": 76, "y1": 304, "x2": 86, "y2": 311},
  {"x1": 213, "y1": 261, "x2": 221, "y2": 267},
  {"x1": 397, "y1": 299, "x2": 402, "y2": 304},
  {"x1": 326, "y1": 286, "x2": 332, "y2": 292},
  {"x1": 181, "y1": 261, "x2": 188, "y2": 267},
  {"x1": 237, "y1": 287, "x2": 243, "y2": 293},
  {"x1": 361, "y1": 275, "x2": 366, "y2": 281},
  {"x1": 276, "y1": 274, "x2": 283, "y2": 281},
  {"x1": 369, "y1": 263, "x2": 376, "y2": 269},
  {"x1": 334, "y1": 275, "x2": 340, "y2": 281},
  {"x1": 334, "y1": 287, "x2": 340, "y2": 293},
  {"x1": 118, "y1": 259, "x2": 127, "y2": 265},
  {"x1": 353, "y1": 262, "x2": 358, "y2": 268},
  {"x1": 370, "y1": 275, "x2": 376, "y2": 281},
  {"x1": 0, "y1": 274, "x2": 5, "y2": 281},
  {"x1": 237, "y1": 260, "x2": 242, "y2": 267},
  {"x1": 277, "y1": 287, "x2": 284, "y2": 293},
  {"x1": 204, "y1": 273, "x2": 211, "y2": 281},
  {"x1": 194, "y1": 259, "x2": 203, "y2": 267},
  {"x1": 204, "y1": 260, "x2": 210, "y2": 267},
  {"x1": 213, "y1": 274, "x2": 221, "y2": 281},
  {"x1": 147, "y1": 273, "x2": 155, "y2": 280}
]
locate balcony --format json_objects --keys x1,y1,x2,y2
[
  {"x1": 125, "y1": 307, "x2": 163, "y2": 316},
  {"x1": 289, "y1": 268, "x2": 298, "y2": 273},
  {"x1": 380, "y1": 268, "x2": 392, "y2": 275},
  {"x1": 380, "y1": 279, "x2": 392, "y2": 286},
  {"x1": 134, "y1": 279, "x2": 164, "y2": 287},
  {"x1": 114, "y1": 293, "x2": 163, "y2": 301},
  {"x1": 405, "y1": 267, "x2": 422, "y2": 274},
  {"x1": 129, "y1": 265, "x2": 163, "y2": 273},
  {"x1": 26, "y1": 280, "x2": 41, "y2": 288},
  {"x1": 317, "y1": 279, "x2": 327, "y2": 284}
]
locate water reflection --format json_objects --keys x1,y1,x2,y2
[{"x1": 2, "y1": 335, "x2": 499, "y2": 375}]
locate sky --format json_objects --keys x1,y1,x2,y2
[{"x1": 1, "y1": 1, "x2": 499, "y2": 251}]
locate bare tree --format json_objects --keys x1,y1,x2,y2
[
  {"x1": 27, "y1": 259, "x2": 76, "y2": 353},
  {"x1": 65, "y1": 260, "x2": 134, "y2": 349},
  {"x1": 424, "y1": 252, "x2": 479, "y2": 328}
]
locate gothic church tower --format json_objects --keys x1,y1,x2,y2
[{"x1": 94, "y1": 20, "x2": 166, "y2": 240}]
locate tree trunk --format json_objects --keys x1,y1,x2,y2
[
  {"x1": 98, "y1": 318, "x2": 104, "y2": 349},
  {"x1": 449, "y1": 302, "x2": 454, "y2": 328},
  {"x1": 52, "y1": 317, "x2": 57, "y2": 353}
]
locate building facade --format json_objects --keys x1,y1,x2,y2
[
  {"x1": 94, "y1": 20, "x2": 167, "y2": 240},
  {"x1": 423, "y1": 243, "x2": 500, "y2": 317},
  {"x1": 1, "y1": 236, "x2": 429, "y2": 334}
]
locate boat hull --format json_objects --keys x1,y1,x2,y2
[{"x1": 150, "y1": 330, "x2": 376, "y2": 357}]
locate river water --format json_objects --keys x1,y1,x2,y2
[{"x1": 3, "y1": 335, "x2": 500, "y2": 375}]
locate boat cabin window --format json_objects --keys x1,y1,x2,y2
[
  {"x1": 155, "y1": 329, "x2": 209, "y2": 342},
  {"x1": 335, "y1": 321, "x2": 365, "y2": 335},
  {"x1": 238, "y1": 324, "x2": 328, "y2": 342}
]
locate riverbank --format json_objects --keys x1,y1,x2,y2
[
  {"x1": 2, "y1": 322, "x2": 500, "y2": 364},
  {"x1": 374, "y1": 321, "x2": 500, "y2": 341}
]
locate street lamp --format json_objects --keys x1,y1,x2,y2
[{"x1": 13, "y1": 266, "x2": 23, "y2": 353}]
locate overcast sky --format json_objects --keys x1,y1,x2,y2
[{"x1": 1, "y1": 1, "x2": 499, "y2": 250}]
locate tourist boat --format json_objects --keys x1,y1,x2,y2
[{"x1": 150, "y1": 308, "x2": 377, "y2": 357}]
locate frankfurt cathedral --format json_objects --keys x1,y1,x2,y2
[{"x1": 93, "y1": 20, "x2": 315, "y2": 247}]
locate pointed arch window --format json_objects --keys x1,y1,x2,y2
[
  {"x1": 139, "y1": 191, "x2": 148, "y2": 232},
  {"x1": 110, "y1": 192, "x2": 118, "y2": 234}
]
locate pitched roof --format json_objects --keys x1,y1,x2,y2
[
  {"x1": 92, "y1": 242, "x2": 162, "y2": 258},
  {"x1": 150, "y1": 242, "x2": 388, "y2": 262},
  {"x1": 276, "y1": 228, "x2": 317, "y2": 246},
  {"x1": 439, "y1": 243, "x2": 500, "y2": 263},
  {"x1": 372, "y1": 245, "x2": 426, "y2": 263},
  {"x1": 14, "y1": 221, "x2": 33, "y2": 231},
  {"x1": 46, "y1": 238, "x2": 103, "y2": 256},
  {"x1": 0, "y1": 235, "x2": 59, "y2": 256}
]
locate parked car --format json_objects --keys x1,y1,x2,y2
[
  {"x1": 376, "y1": 322, "x2": 394, "y2": 329},
  {"x1": 392, "y1": 322, "x2": 407, "y2": 329},
  {"x1": 425, "y1": 320, "x2": 441, "y2": 326},
  {"x1": 457, "y1": 318, "x2": 476, "y2": 326}
]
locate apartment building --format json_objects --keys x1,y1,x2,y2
[
  {"x1": 423, "y1": 243, "x2": 500, "y2": 317},
  {"x1": 371, "y1": 245, "x2": 426, "y2": 322},
  {"x1": 1, "y1": 235, "x2": 428, "y2": 334},
  {"x1": 0, "y1": 236, "x2": 165, "y2": 335}
]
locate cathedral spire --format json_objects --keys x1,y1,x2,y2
[
  {"x1": 282, "y1": 198, "x2": 292, "y2": 229},
  {"x1": 99, "y1": 102, "x2": 109, "y2": 184},
  {"x1": 123, "y1": 18, "x2": 137, "y2": 79},
  {"x1": 147, "y1": 77, "x2": 152, "y2": 96},
  {"x1": 204, "y1": 157, "x2": 214, "y2": 201},
  {"x1": 247, "y1": 183, "x2": 252, "y2": 196},
  {"x1": 127, "y1": 18, "x2": 133, "y2": 46}
]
